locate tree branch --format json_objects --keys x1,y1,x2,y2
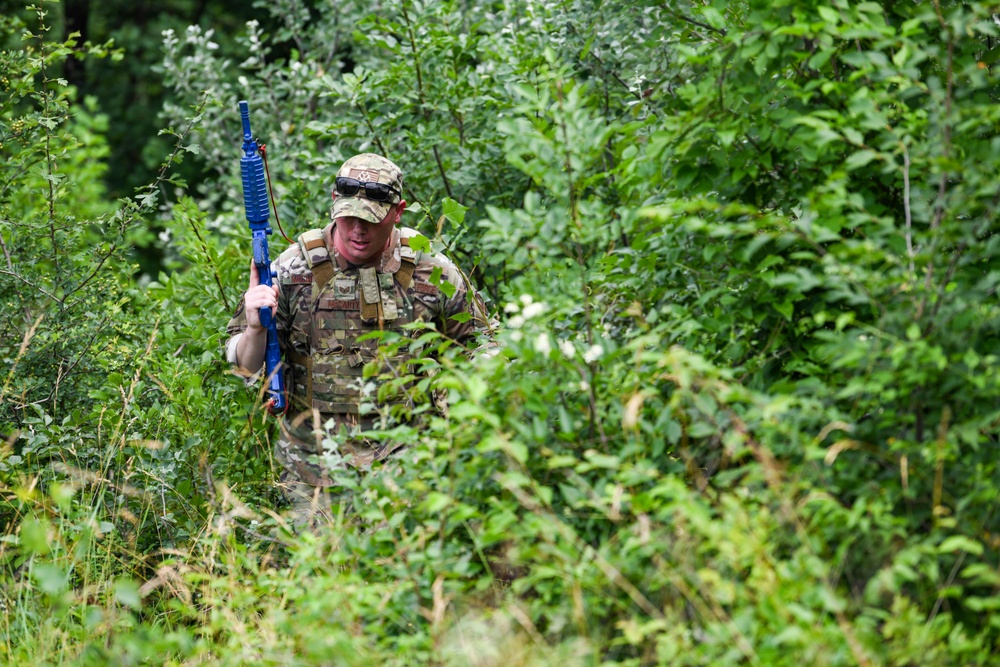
[
  {"x1": 0, "y1": 269, "x2": 59, "y2": 301},
  {"x1": 901, "y1": 143, "x2": 915, "y2": 276},
  {"x1": 0, "y1": 226, "x2": 12, "y2": 271},
  {"x1": 62, "y1": 241, "x2": 120, "y2": 308},
  {"x1": 662, "y1": 4, "x2": 728, "y2": 38}
]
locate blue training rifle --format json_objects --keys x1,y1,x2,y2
[{"x1": 239, "y1": 100, "x2": 287, "y2": 415}]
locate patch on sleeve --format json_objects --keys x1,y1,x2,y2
[{"x1": 413, "y1": 281, "x2": 439, "y2": 296}]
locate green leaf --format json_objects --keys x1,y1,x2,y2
[
  {"x1": 33, "y1": 563, "x2": 67, "y2": 595},
  {"x1": 817, "y1": 6, "x2": 840, "y2": 24},
  {"x1": 699, "y1": 6, "x2": 726, "y2": 30},
  {"x1": 421, "y1": 492, "x2": 452, "y2": 514},
  {"x1": 965, "y1": 596, "x2": 1000, "y2": 612},
  {"x1": 938, "y1": 535, "x2": 984, "y2": 556},
  {"x1": 546, "y1": 455, "x2": 578, "y2": 469},
  {"x1": 688, "y1": 422, "x2": 716, "y2": 438},
  {"x1": 892, "y1": 44, "x2": 910, "y2": 67},
  {"x1": 841, "y1": 127, "x2": 864, "y2": 146},
  {"x1": 844, "y1": 149, "x2": 879, "y2": 170},
  {"x1": 961, "y1": 564, "x2": 1000, "y2": 586},
  {"x1": 579, "y1": 452, "x2": 620, "y2": 470},
  {"x1": 502, "y1": 438, "x2": 527, "y2": 464},
  {"x1": 407, "y1": 234, "x2": 431, "y2": 253},
  {"x1": 50, "y1": 482, "x2": 75, "y2": 511},
  {"x1": 818, "y1": 586, "x2": 846, "y2": 613},
  {"x1": 773, "y1": 300, "x2": 794, "y2": 321},
  {"x1": 442, "y1": 198, "x2": 468, "y2": 225},
  {"x1": 19, "y1": 518, "x2": 50, "y2": 556},
  {"x1": 115, "y1": 579, "x2": 142, "y2": 610},
  {"x1": 513, "y1": 82, "x2": 538, "y2": 102}
]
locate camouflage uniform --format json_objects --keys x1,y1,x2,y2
[{"x1": 224, "y1": 154, "x2": 493, "y2": 520}]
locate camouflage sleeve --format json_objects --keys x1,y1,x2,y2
[
  {"x1": 440, "y1": 263, "x2": 498, "y2": 350},
  {"x1": 223, "y1": 296, "x2": 250, "y2": 372}
]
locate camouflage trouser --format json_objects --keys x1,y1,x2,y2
[
  {"x1": 274, "y1": 435, "x2": 404, "y2": 530},
  {"x1": 276, "y1": 470, "x2": 344, "y2": 530},
  {"x1": 274, "y1": 436, "x2": 345, "y2": 529}
]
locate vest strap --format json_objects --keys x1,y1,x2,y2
[
  {"x1": 312, "y1": 261, "x2": 335, "y2": 295},
  {"x1": 397, "y1": 258, "x2": 416, "y2": 290}
]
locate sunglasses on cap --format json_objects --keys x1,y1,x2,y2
[{"x1": 334, "y1": 177, "x2": 401, "y2": 203}]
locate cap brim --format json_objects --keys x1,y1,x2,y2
[{"x1": 332, "y1": 196, "x2": 390, "y2": 224}]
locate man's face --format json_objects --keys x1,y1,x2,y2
[{"x1": 332, "y1": 203, "x2": 403, "y2": 265}]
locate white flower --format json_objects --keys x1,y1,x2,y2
[
  {"x1": 238, "y1": 75, "x2": 249, "y2": 87},
  {"x1": 522, "y1": 301, "x2": 545, "y2": 319},
  {"x1": 534, "y1": 334, "x2": 551, "y2": 356},
  {"x1": 559, "y1": 339, "x2": 575, "y2": 357},
  {"x1": 519, "y1": 294, "x2": 534, "y2": 306},
  {"x1": 504, "y1": 302, "x2": 519, "y2": 314},
  {"x1": 508, "y1": 315, "x2": 525, "y2": 329},
  {"x1": 207, "y1": 41, "x2": 219, "y2": 50},
  {"x1": 510, "y1": 331, "x2": 523, "y2": 342},
  {"x1": 583, "y1": 344, "x2": 603, "y2": 363}
]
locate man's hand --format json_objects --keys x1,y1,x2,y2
[
  {"x1": 245, "y1": 258, "x2": 280, "y2": 330},
  {"x1": 235, "y1": 259, "x2": 279, "y2": 374}
]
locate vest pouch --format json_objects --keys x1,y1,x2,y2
[{"x1": 310, "y1": 352, "x2": 368, "y2": 414}]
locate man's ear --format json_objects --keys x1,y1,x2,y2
[{"x1": 394, "y1": 200, "x2": 407, "y2": 224}]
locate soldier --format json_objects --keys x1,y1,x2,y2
[{"x1": 224, "y1": 153, "x2": 494, "y2": 526}]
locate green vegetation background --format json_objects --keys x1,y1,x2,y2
[{"x1": 2, "y1": 0, "x2": 999, "y2": 664}]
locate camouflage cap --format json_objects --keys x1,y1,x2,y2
[{"x1": 331, "y1": 153, "x2": 404, "y2": 225}]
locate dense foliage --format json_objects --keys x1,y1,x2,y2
[{"x1": 2, "y1": 0, "x2": 999, "y2": 664}]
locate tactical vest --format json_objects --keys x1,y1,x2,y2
[{"x1": 283, "y1": 228, "x2": 429, "y2": 423}]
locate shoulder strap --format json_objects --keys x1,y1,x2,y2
[
  {"x1": 293, "y1": 229, "x2": 332, "y2": 410},
  {"x1": 396, "y1": 236, "x2": 419, "y2": 289},
  {"x1": 298, "y1": 228, "x2": 335, "y2": 295}
]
